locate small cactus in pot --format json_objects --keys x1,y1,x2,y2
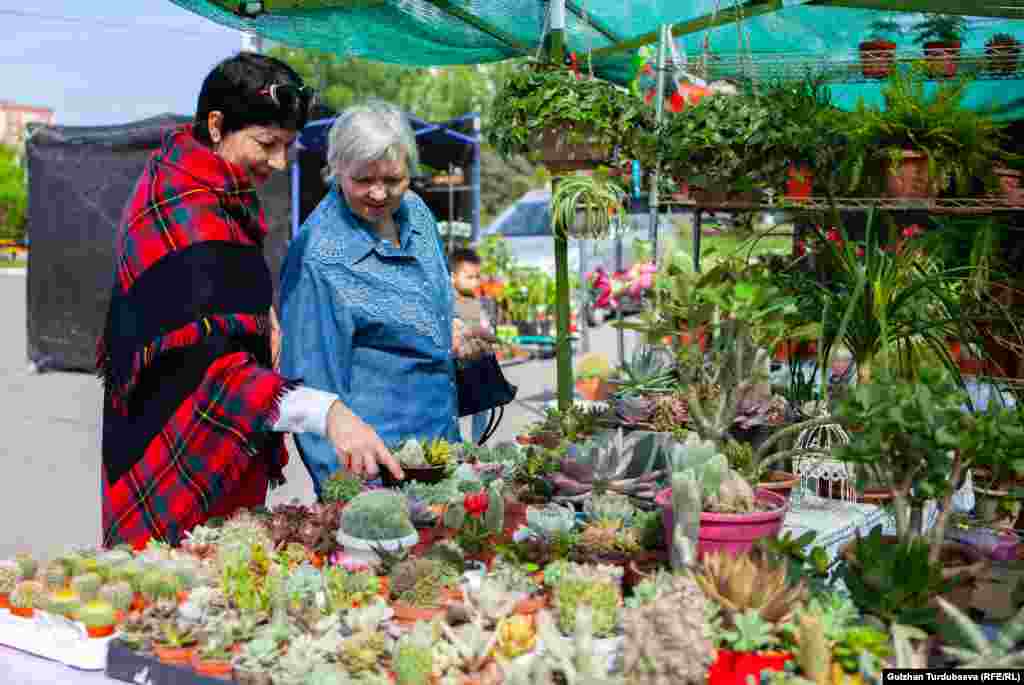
[
  {"x1": 100, "y1": 580, "x2": 135, "y2": 616},
  {"x1": 10, "y1": 579, "x2": 44, "y2": 617},
  {"x1": 45, "y1": 588, "x2": 82, "y2": 618},
  {"x1": 79, "y1": 599, "x2": 117, "y2": 638},
  {"x1": 71, "y1": 572, "x2": 104, "y2": 602},
  {"x1": 15, "y1": 553, "x2": 38, "y2": 580},
  {"x1": 44, "y1": 563, "x2": 69, "y2": 590},
  {"x1": 0, "y1": 560, "x2": 19, "y2": 602}
]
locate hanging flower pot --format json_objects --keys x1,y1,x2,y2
[
  {"x1": 785, "y1": 164, "x2": 814, "y2": 199},
  {"x1": 859, "y1": 39, "x2": 897, "y2": 78},
  {"x1": 985, "y1": 35, "x2": 1021, "y2": 75},
  {"x1": 924, "y1": 41, "x2": 961, "y2": 78},
  {"x1": 884, "y1": 150, "x2": 935, "y2": 199},
  {"x1": 529, "y1": 125, "x2": 610, "y2": 173},
  {"x1": 994, "y1": 167, "x2": 1024, "y2": 205}
]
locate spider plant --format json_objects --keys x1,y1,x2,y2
[{"x1": 550, "y1": 169, "x2": 627, "y2": 240}]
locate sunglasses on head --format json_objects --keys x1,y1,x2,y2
[{"x1": 258, "y1": 83, "x2": 317, "y2": 116}]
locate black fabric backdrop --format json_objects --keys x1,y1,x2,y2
[{"x1": 25, "y1": 115, "x2": 293, "y2": 372}]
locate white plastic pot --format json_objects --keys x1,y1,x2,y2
[{"x1": 336, "y1": 531, "x2": 419, "y2": 565}]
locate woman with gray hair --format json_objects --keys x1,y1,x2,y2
[{"x1": 279, "y1": 100, "x2": 461, "y2": 495}]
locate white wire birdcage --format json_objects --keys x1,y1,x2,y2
[{"x1": 792, "y1": 404, "x2": 855, "y2": 508}]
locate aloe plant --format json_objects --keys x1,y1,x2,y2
[{"x1": 936, "y1": 597, "x2": 1024, "y2": 667}]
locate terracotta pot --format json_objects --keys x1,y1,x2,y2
[
  {"x1": 575, "y1": 377, "x2": 611, "y2": 401},
  {"x1": 443, "y1": 587, "x2": 465, "y2": 604},
  {"x1": 857, "y1": 488, "x2": 894, "y2": 505},
  {"x1": 859, "y1": 39, "x2": 897, "y2": 78},
  {"x1": 86, "y1": 624, "x2": 115, "y2": 639},
  {"x1": 513, "y1": 594, "x2": 548, "y2": 616},
  {"x1": 176, "y1": 590, "x2": 189, "y2": 605},
  {"x1": 785, "y1": 164, "x2": 814, "y2": 199},
  {"x1": 994, "y1": 167, "x2": 1024, "y2": 205},
  {"x1": 986, "y1": 42, "x2": 1021, "y2": 75},
  {"x1": 657, "y1": 488, "x2": 788, "y2": 558},
  {"x1": 9, "y1": 606, "x2": 34, "y2": 618},
  {"x1": 0, "y1": 593, "x2": 8, "y2": 610},
  {"x1": 377, "y1": 576, "x2": 390, "y2": 598},
  {"x1": 391, "y1": 602, "x2": 445, "y2": 625},
  {"x1": 924, "y1": 41, "x2": 961, "y2": 78},
  {"x1": 131, "y1": 592, "x2": 146, "y2": 612},
  {"x1": 757, "y1": 471, "x2": 799, "y2": 501},
  {"x1": 154, "y1": 645, "x2": 196, "y2": 666},
  {"x1": 192, "y1": 654, "x2": 234, "y2": 680},
  {"x1": 884, "y1": 150, "x2": 934, "y2": 199}
]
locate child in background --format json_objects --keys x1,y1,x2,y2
[{"x1": 450, "y1": 248, "x2": 498, "y2": 443}]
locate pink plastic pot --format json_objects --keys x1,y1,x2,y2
[{"x1": 656, "y1": 488, "x2": 788, "y2": 558}]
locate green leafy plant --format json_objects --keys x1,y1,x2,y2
[
  {"x1": 320, "y1": 471, "x2": 363, "y2": 505},
  {"x1": 937, "y1": 597, "x2": 1024, "y2": 667},
  {"x1": 913, "y1": 14, "x2": 968, "y2": 45},
  {"x1": 489, "y1": 65, "x2": 654, "y2": 165},
  {"x1": 838, "y1": 65, "x2": 1007, "y2": 195},
  {"x1": 838, "y1": 525, "x2": 953, "y2": 629}
]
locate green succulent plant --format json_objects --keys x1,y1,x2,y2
[
  {"x1": 393, "y1": 621, "x2": 434, "y2": 685},
  {"x1": 70, "y1": 573, "x2": 104, "y2": 602},
  {"x1": 99, "y1": 580, "x2": 135, "y2": 613},
  {"x1": 341, "y1": 490, "x2": 416, "y2": 541},
  {"x1": 321, "y1": 470, "x2": 364, "y2": 505},
  {"x1": 78, "y1": 599, "x2": 116, "y2": 628},
  {"x1": 553, "y1": 576, "x2": 620, "y2": 638}
]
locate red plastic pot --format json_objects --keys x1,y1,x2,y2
[
  {"x1": 708, "y1": 650, "x2": 793, "y2": 685},
  {"x1": 656, "y1": 488, "x2": 788, "y2": 558},
  {"x1": 859, "y1": 39, "x2": 897, "y2": 78},
  {"x1": 785, "y1": 164, "x2": 813, "y2": 199}
]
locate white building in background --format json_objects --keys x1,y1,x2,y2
[{"x1": 0, "y1": 101, "x2": 54, "y2": 150}]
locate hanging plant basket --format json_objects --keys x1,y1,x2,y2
[
  {"x1": 859, "y1": 39, "x2": 898, "y2": 79},
  {"x1": 529, "y1": 125, "x2": 610, "y2": 173},
  {"x1": 986, "y1": 37, "x2": 1021, "y2": 75}
]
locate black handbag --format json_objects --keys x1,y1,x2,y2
[{"x1": 455, "y1": 352, "x2": 518, "y2": 418}]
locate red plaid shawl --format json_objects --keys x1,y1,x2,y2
[{"x1": 98, "y1": 125, "x2": 294, "y2": 549}]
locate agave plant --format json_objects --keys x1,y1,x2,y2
[
  {"x1": 936, "y1": 597, "x2": 1024, "y2": 667},
  {"x1": 615, "y1": 344, "x2": 676, "y2": 398},
  {"x1": 549, "y1": 429, "x2": 664, "y2": 502}
]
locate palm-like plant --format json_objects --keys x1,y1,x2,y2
[{"x1": 806, "y1": 210, "x2": 983, "y2": 389}]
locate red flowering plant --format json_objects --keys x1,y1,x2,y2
[
  {"x1": 442, "y1": 486, "x2": 506, "y2": 555},
  {"x1": 798, "y1": 210, "x2": 981, "y2": 386}
]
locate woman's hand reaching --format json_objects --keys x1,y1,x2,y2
[{"x1": 325, "y1": 401, "x2": 404, "y2": 480}]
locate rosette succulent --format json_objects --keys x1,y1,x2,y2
[
  {"x1": 341, "y1": 490, "x2": 415, "y2": 541},
  {"x1": 550, "y1": 429, "x2": 663, "y2": 502}
]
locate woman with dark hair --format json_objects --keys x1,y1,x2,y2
[{"x1": 97, "y1": 53, "x2": 402, "y2": 549}]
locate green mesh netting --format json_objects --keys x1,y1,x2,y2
[{"x1": 169, "y1": 1, "x2": 1024, "y2": 118}]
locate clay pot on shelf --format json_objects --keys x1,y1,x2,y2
[
  {"x1": 924, "y1": 41, "x2": 962, "y2": 78},
  {"x1": 859, "y1": 39, "x2": 897, "y2": 78},
  {"x1": 884, "y1": 150, "x2": 935, "y2": 200},
  {"x1": 994, "y1": 166, "x2": 1024, "y2": 205}
]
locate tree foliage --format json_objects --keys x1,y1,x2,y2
[
  {"x1": 0, "y1": 145, "x2": 27, "y2": 242},
  {"x1": 269, "y1": 47, "x2": 544, "y2": 224}
]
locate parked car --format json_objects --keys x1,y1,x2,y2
[{"x1": 477, "y1": 189, "x2": 684, "y2": 276}]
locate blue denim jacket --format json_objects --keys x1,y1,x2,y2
[{"x1": 279, "y1": 187, "x2": 460, "y2": 493}]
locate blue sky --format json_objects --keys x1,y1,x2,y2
[{"x1": 1, "y1": 2, "x2": 245, "y2": 126}]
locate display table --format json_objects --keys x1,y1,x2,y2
[
  {"x1": 782, "y1": 497, "x2": 888, "y2": 565},
  {"x1": 0, "y1": 644, "x2": 118, "y2": 685}
]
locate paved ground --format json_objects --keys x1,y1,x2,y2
[{"x1": 0, "y1": 269, "x2": 641, "y2": 561}]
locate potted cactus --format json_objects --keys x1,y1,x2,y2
[
  {"x1": 192, "y1": 631, "x2": 235, "y2": 680},
  {"x1": 392, "y1": 620, "x2": 434, "y2": 685},
  {"x1": 337, "y1": 490, "x2": 419, "y2": 564},
  {"x1": 0, "y1": 560, "x2": 18, "y2": 609},
  {"x1": 986, "y1": 33, "x2": 1021, "y2": 74},
  {"x1": 232, "y1": 636, "x2": 279, "y2": 685},
  {"x1": 45, "y1": 587, "x2": 82, "y2": 620},
  {"x1": 99, "y1": 580, "x2": 135, "y2": 622},
  {"x1": 152, "y1": 620, "x2": 199, "y2": 666},
  {"x1": 381, "y1": 438, "x2": 455, "y2": 487},
  {"x1": 655, "y1": 436, "x2": 789, "y2": 559},
  {"x1": 388, "y1": 557, "x2": 450, "y2": 625},
  {"x1": 9, "y1": 579, "x2": 43, "y2": 618},
  {"x1": 574, "y1": 352, "x2": 613, "y2": 401},
  {"x1": 78, "y1": 599, "x2": 117, "y2": 638},
  {"x1": 70, "y1": 572, "x2": 104, "y2": 602}
]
